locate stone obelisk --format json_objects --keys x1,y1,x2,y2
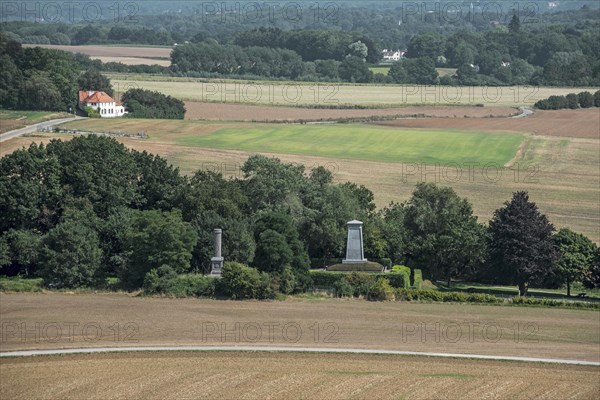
[
  {"x1": 210, "y1": 228, "x2": 224, "y2": 275},
  {"x1": 342, "y1": 220, "x2": 367, "y2": 264}
]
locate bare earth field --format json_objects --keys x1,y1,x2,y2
[
  {"x1": 22, "y1": 44, "x2": 172, "y2": 66},
  {"x1": 184, "y1": 102, "x2": 519, "y2": 121},
  {"x1": 377, "y1": 108, "x2": 600, "y2": 138},
  {"x1": 1, "y1": 293, "x2": 598, "y2": 362},
  {"x1": 2, "y1": 351, "x2": 598, "y2": 400}
]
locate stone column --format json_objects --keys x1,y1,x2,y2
[
  {"x1": 342, "y1": 220, "x2": 367, "y2": 264},
  {"x1": 210, "y1": 228, "x2": 224, "y2": 275}
]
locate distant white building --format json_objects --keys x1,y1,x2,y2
[
  {"x1": 78, "y1": 90, "x2": 126, "y2": 118},
  {"x1": 382, "y1": 49, "x2": 405, "y2": 62}
]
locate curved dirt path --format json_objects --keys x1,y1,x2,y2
[{"x1": 1, "y1": 345, "x2": 598, "y2": 366}]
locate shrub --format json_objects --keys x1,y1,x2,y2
[
  {"x1": 565, "y1": 93, "x2": 579, "y2": 109},
  {"x1": 368, "y1": 278, "x2": 395, "y2": 301},
  {"x1": 413, "y1": 269, "x2": 423, "y2": 289},
  {"x1": 257, "y1": 272, "x2": 277, "y2": 299},
  {"x1": 218, "y1": 262, "x2": 261, "y2": 299},
  {"x1": 577, "y1": 91, "x2": 594, "y2": 108},
  {"x1": 0, "y1": 277, "x2": 43, "y2": 292},
  {"x1": 394, "y1": 288, "x2": 502, "y2": 304},
  {"x1": 345, "y1": 272, "x2": 377, "y2": 297},
  {"x1": 83, "y1": 106, "x2": 100, "y2": 118},
  {"x1": 143, "y1": 265, "x2": 178, "y2": 294},
  {"x1": 333, "y1": 277, "x2": 354, "y2": 297},
  {"x1": 594, "y1": 90, "x2": 600, "y2": 107},
  {"x1": 276, "y1": 265, "x2": 296, "y2": 295},
  {"x1": 168, "y1": 274, "x2": 216, "y2": 297}
]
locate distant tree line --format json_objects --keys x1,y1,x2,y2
[
  {"x1": 3, "y1": 5, "x2": 599, "y2": 85},
  {"x1": 1, "y1": 137, "x2": 598, "y2": 296},
  {"x1": 534, "y1": 90, "x2": 600, "y2": 110}
]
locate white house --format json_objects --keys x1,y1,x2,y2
[
  {"x1": 382, "y1": 49, "x2": 405, "y2": 62},
  {"x1": 78, "y1": 90, "x2": 126, "y2": 118}
]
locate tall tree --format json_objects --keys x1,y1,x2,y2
[
  {"x1": 553, "y1": 228, "x2": 598, "y2": 296},
  {"x1": 38, "y1": 216, "x2": 103, "y2": 288},
  {"x1": 404, "y1": 183, "x2": 487, "y2": 287},
  {"x1": 121, "y1": 209, "x2": 197, "y2": 289},
  {"x1": 509, "y1": 12, "x2": 521, "y2": 33},
  {"x1": 489, "y1": 191, "x2": 558, "y2": 296}
]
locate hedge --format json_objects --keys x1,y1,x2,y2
[
  {"x1": 413, "y1": 269, "x2": 423, "y2": 289},
  {"x1": 390, "y1": 265, "x2": 411, "y2": 288},
  {"x1": 310, "y1": 270, "x2": 407, "y2": 289},
  {"x1": 327, "y1": 261, "x2": 384, "y2": 272}
]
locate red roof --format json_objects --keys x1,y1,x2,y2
[{"x1": 79, "y1": 90, "x2": 115, "y2": 104}]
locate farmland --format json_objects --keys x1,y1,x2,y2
[
  {"x1": 183, "y1": 102, "x2": 519, "y2": 121},
  {"x1": 2, "y1": 351, "x2": 598, "y2": 400},
  {"x1": 1, "y1": 293, "x2": 599, "y2": 399},
  {"x1": 21, "y1": 44, "x2": 172, "y2": 66},
  {"x1": 107, "y1": 74, "x2": 598, "y2": 107},
  {"x1": 1, "y1": 293, "x2": 598, "y2": 360},
  {"x1": 174, "y1": 125, "x2": 524, "y2": 165}
]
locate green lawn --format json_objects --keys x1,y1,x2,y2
[
  {"x1": 0, "y1": 110, "x2": 71, "y2": 134},
  {"x1": 0, "y1": 110, "x2": 56, "y2": 121},
  {"x1": 176, "y1": 124, "x2": 524, "y2": 165},
  {"x1": 369, "y1": 66, "x2": 390, "y2": 75}
]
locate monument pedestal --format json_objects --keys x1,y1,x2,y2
[
  {"x1": 209, "y1": 228, "x2": 224, "y2": 276},
  {"x1": 210, "y1": 257, "x2": 223, "y2": 276},
  {"x1": 342, "y1": 220, "x2": 367, "y2": 264}
]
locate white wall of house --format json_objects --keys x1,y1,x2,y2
[{"x1": 80, "y1": 101, "x2": 125, "y2": 118}]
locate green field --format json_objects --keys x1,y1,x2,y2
[
  {"x1": 369, "y1": 66, "x2": 390, "y2": 75},
  {"x1": 176, "y1": 124, "x2": 524, "y2": 165}
]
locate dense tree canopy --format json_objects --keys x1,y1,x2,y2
[
  {"x1": 488, "y1": 192, "x2": 558, "y2": 296},
  {"x1": 0, "y1": 137, "x2": 596, "y2": 295}
]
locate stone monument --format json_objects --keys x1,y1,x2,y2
[
  {"x1": 210, "y1": 228, "x2": 224, "y2": 275},
  {"x1": 342, "y1": 220, "x2": 367, "y2": 264}
]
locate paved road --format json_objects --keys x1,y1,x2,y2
[
  {"x1": 1, "y1": 345, "x2": 598, "y2": 366},
  {"x1": 0, "y1": 116, "x2": 84, "y2": 142}
]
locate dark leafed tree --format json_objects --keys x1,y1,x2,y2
[
  {"x1": 508, "y1": 12, "x2": 521, "y2": 33},
  {"x1": 77, "y1": 69, "x2": 114, "y2": 97},
  {"x1": 489, "y1": 191, "x2": 558, "y2": 296}
]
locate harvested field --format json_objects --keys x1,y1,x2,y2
[
  {"x1": 183, "y1": 101, "x2": 519, "y2": 121},
  {"x1": 1, "y1": 293, "x2": 598, "y2": 362},
  {"x1": 108, "y1": 75, "x2": 598, "y2": 107},
  {"x1": 376, "y1": 108, "x2": 600, "y2": 139},
  {"x1": 22, "y1": 44, "x2": 172, "y2": 65},
  {"x1": 94, "y1": 56, "x2": 171, "y2": 66},
  {"x1": 1, "y1": 351, "x2": 598, "y2": 400},
  {"x1": 22, "y1": 44, "x2": 172, "y2": 58}
]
